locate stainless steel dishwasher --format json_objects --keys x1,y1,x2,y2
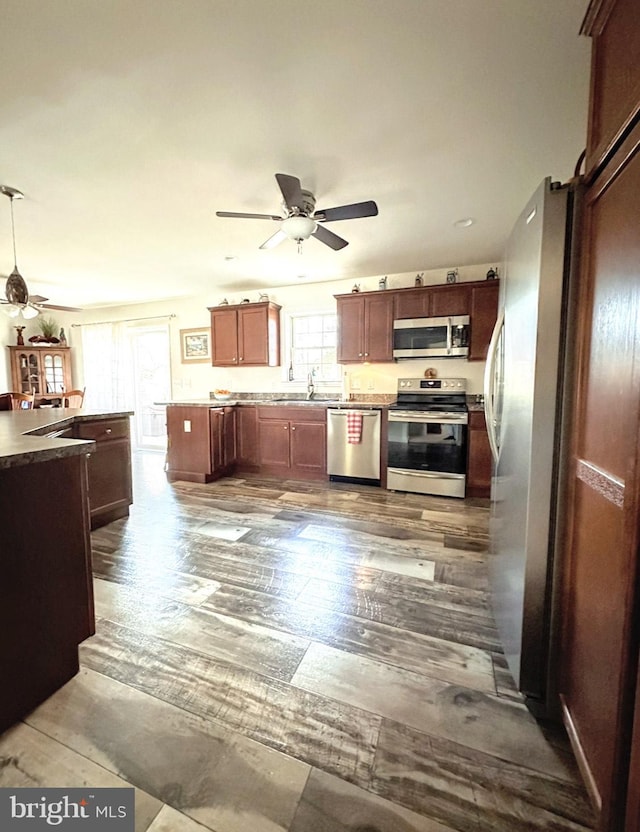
[{"x1": 327, "y1": 408, "x2": 381, "y2": 484}]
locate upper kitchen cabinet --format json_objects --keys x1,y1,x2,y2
[
  {"x1": 468, "y1": 281, "x2": 499, "y2": 361},
  {"x1": 336, "y1": 292, "x2": 394, "y2": 363},
  {"x1": 394, "y1": 282, "x2": 471, "y2": 319},
  {"x1": 582, "y1": 0, "x2": 640, "y2": 178},
  {"x1": 208, "y1": 301, "x2": 281, "y2": 367}
]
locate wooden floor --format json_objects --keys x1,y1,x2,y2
[{"x1": 0, "y1": 451, "x2": 595, "y2": 832}]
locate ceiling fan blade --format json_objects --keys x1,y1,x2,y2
[
  {"x1": 29, "y1": 294, "x2": 49, "y2": 304},
  {"x1": 275, "y1": 174, "x2": 305, "y2": 211},
  {"x1": 216, "y1": 211, "x2": 282, "y2": 220},
  {"x1": 259, "y1": 229, "x2": 288, "y2": 250},
  {"x1": 312, "y1": 224, "x2": 349, "y2": 250},
  {"x1": 38, "y1": 302, "x2": 83, "y2": 312},
  {"x1": 314, "y1": 200, "x2": 379, "y2": 222}
]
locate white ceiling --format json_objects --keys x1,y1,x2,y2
[{"x1": 1, "y1": 0, "x2": 591, "y2": 309}]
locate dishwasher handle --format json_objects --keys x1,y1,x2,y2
[{"x1": 327, "y1": 409, "x2": 379, "y2": 417}]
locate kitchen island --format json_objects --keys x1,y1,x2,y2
[{"x1": 0, "y1": 408, "x2": 133, "y2": 734}]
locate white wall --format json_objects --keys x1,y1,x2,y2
[{"x1": 3, "y1": 261, "x2": 498, "y2": 398}]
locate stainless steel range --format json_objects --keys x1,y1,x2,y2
[{"x1": 387, "y1": 377, "x2": 468, "y2": 498}]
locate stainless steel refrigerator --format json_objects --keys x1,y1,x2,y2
[{"x1": 484, "y1": 176, "x2": 582, "y2": 719}]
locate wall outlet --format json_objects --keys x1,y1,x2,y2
[
  {"x1": 367, "y1": 378, "x2": 375, "y2": 390},
  {"x1": 183, "y1": 420, "x2": 191, "y2": 433}
]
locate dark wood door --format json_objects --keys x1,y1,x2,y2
[
  {"x1": 430, "y1": 284, "x2": 470, "y2": 317},
  {"x1": 211, "y1": 308, "x2": 239, "y2": 366},
  {"x1": 560, "y1": 128, "x2": 640, "y2": 829},
  {"x1": 364, "y1": 294, "x2": 394, "y2": 362},
  {"x1": 336, "y1": 295, "x2": 365, "y2": 362},
  {"x1": 238, "y1": 305, "x2": 269, "y2": 365},
  {"x1": 290, "y1": 420, "x2": 326, "y2": 478},
  {"x1": 394, "y1": 288, "x2": 431, "y2": 319},
  {"x1": 257, "y1": 419, "x2": 290, "y2": 469},
  {"x1": 469, "y1": 282, "x2": 499, "y2": 361},
  {"x1": 466, "y1": 410, "x2": 491, "y2": 497},
  {"x1": 236, "y1": 406, "x2": 259, "y2": 468}
]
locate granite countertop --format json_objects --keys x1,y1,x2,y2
[
  {"x1": 0, "y1": 408, "x2": 133, "y2": 471},
  {"x1": 159, "y1": 398, "x2": 391, "y2": 410}
]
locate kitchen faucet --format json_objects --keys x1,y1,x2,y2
[{"x1": 306, "y1": 369, "x2": 315, "y2": 400}]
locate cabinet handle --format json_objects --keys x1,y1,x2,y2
[
  {"x1": 291, "y1": 426, "x2": 296, "y2": 430},
  {"x1": 105, "y1": 428, "x2": 112, "y2": 434},
  {"x1": 358, "y1": 352, "x2": 363, "y2": 357},
  {"x1": 284, "y1": 425, "x2": 288, "y2": 430},
  {"x1": 239, "y1": 357, "x2": 244, "y2": 362},
  {"x1": 364, "y1": 353, "x2": 369, "y2": 357}
]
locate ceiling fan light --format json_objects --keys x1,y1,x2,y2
[
  {"x1": 281, "y1": 215, "x2": 316, "y2": 241},
  {"x1": 2, "y1": 303, "x2": 21, "y2": 318},
  {"x1": 22, "y1": 304, "x2": 40, "y2": 319}
]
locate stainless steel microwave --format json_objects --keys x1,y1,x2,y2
[{"x1": 393, "y1": 315, "x2": 470, "y2": 359}]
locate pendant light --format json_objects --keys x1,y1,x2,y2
[{"x1": 1, "y1": 185, "x2": 39, "y2": 319}]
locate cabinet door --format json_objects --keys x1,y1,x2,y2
[
  {"x1": 236, "y1": 407, "x2": 259, "y2": 467},
  {"x1": 85, "y1": 438, "x2": 132, "y2": 529},
  {"x1": 209, "y1": 408, "x2": 225, "y2": 473},
  {"x1": 394, "y1": 289, "x2": 431, "y2": 319},
  {"x1": 290, "y1": 420, "x2": 326, "y2": 476},
  {"x1": 336, "y1": 296, "x2": 364, "y2": 362},
  {"x1": 211, "y1": 308, "x2": 239, "y2": 366},
  {"x1": 257, "y1": 419, "x2": 291, "y2": 469},
  {"x1": 364, "y1": 294, "x2": 394, "y2": 362},
  {"x1": 466, "y1": 411, "x2": 491, "y2": 497},
  {"x1": 430, "y1": 284, "x2": 470, "y2": 317},
  {"x1": 42, "y1": 351, "x2": 67, "y2": 394},
  {"x1": 469, "y1": 283, "x2": 499, "y2": 361},
  {"x1": 238, "y1": 305, "x2": 270, "y2": 365},
  {"x1": 222, "y1": 407, "x2": 237, "y2": 468}
]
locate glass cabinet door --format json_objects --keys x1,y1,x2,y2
[
  {"x1": 17, "y1": 352, "x2": 42, "y2": 394},
  {"x1": 43, "y1": 352, "x2": 65, "y2": 393}
]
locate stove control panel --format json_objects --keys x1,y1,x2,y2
[{"x1": 397, "y1": 377, "x2": 466, "y2": 392}]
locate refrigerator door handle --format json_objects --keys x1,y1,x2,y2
[{"x1": 484, "y1": 307, "x2": 504, "y2": 463}]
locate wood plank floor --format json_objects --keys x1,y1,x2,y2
[{"x1": 0, "y1": 451, "x2": 596, "y2": 832}]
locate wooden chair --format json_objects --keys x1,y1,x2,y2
[
  {"x1": 9, "y1": 392, "x2": 35, "y2": 410},
  {"x1": 0, "y1": 393, "x2": 12, "y2": 411},
  {"x1": 63, "y1": 388, "x2": 85, "y2": 408}
]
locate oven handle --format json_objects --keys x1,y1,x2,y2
[
  {"x1": 387, "y1": 468, "x2": 465, "y2": 480},
  {"x1": 388, "y1": 411, "x2": 468, "y2": 424}
]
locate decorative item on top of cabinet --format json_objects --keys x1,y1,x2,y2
[
  {"x1": 486, "y1": 266, "x2": 498, "y2": 280},
  {"x1": 415, "y1": 272, "x2": 424, "y2": 287},
  {"x1": 446, "y1": 268, "x2": 458, "y2": 284},
  {"x1": 378, "y1": 275, "x2": 387, "y2": 290},
  {"x1": 208, "y1": 300, "x2": 281, "y2": 367}
]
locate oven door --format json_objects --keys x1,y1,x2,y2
[{"x1": 387, "y1": 410, "x2": 468, "y2": 498}]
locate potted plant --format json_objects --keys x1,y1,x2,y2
[{"x1": 37, "y1": 316, "x2": 60, "y2": 344}]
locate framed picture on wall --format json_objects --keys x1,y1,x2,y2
[{"x1": 180, "y1": 328, "x2": 211, "y2": 363}]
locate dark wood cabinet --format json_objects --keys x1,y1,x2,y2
[
  {"x1": 466, "y1": 410, "x2": 491, "y2": 498},
  {"x1": 559, "y1": 2, "x2": 640, "y2": 828},
  {"x1": 394, "y1": 288, "x2": 432, "y2": 319},
  {"x1": 166, "y1": 405, "x2": 234, "y2": 483},
  {"x1": 430, "y1": 284, "x2": 470, "y2": 317},
  {"x1": 73, "y1": 416, "x2": 133, "y2": 529},
  {"x1": 336, "y1": 292, "x2": 394, "y2": 363},
  {"x1": 8, "y1": 346, "x2": 73, "y2": 405},
  {"x1": 208, "y1": 301, "x2": 281, "y2": 367},
  {"x1": 236, "y1": 406, "x2": 259, "y2": 470},
  {"x1": 468, "y1": 281, "x2": 499, "y2": 361},
  {"x1": 257, "y1": 406, "x2": 326, "y2": 480}
]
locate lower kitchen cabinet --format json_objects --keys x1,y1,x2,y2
[
  {"x1": 257, "y1": 406, "x2": 327, "y2": 480},
  {"x1": 73, "y1": 416, "x2": 133, "y2": 529},
  {"x1": 166, "y1": 405, "x2": 235, "y2": 483},
  {"x1": 466, "y1": 409, "x2": 491, "y2": 498},
  {"x1": 236, "y1": 406, "x2": 259, "y2": 470}
]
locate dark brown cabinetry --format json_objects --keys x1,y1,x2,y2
[
  {"x1": 335, "y1": 292, "x2": 394, "y2": 363},
  {"x1": 236, "y1": 406, "x2": 259, "y2": 470},
  {"x1": 468, "y1": 281, "x2": 499, "y2": 361},
  {"x1": 73, "y1": 416, "x2": 133, "y2": 529},
  {"x1": 466, "y1": 410, "x2": 491, "y2": 498},
  {"x1": 257, "y1": 406, "x2": 326, "y2": 480},
  {"x1": 208, "y1": 301, "x2": 281, "y2": 367},
  {"x1": 8, "y1": 346, "x2": 73, "y2": 405},
  {"x1": 559, "y1": 2, "x2": 640, "y2": 829},
  {"x1": 336, "y1": 281, "x2": 498, "y2": 364},
  {"x1": 166, "y1": 405, "x2": 235, "y2": 483}
]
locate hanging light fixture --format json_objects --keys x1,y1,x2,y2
[{"x1": 1, "y1": 185, "x2": 40, "y2": 319}]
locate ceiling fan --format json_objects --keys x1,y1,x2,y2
[
  {"x1": 1, "y1": 185, "x2": 81, "y2": 319},
  {"x1": 216, "y1": 173, "x2": 378, "y2": 253}
]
